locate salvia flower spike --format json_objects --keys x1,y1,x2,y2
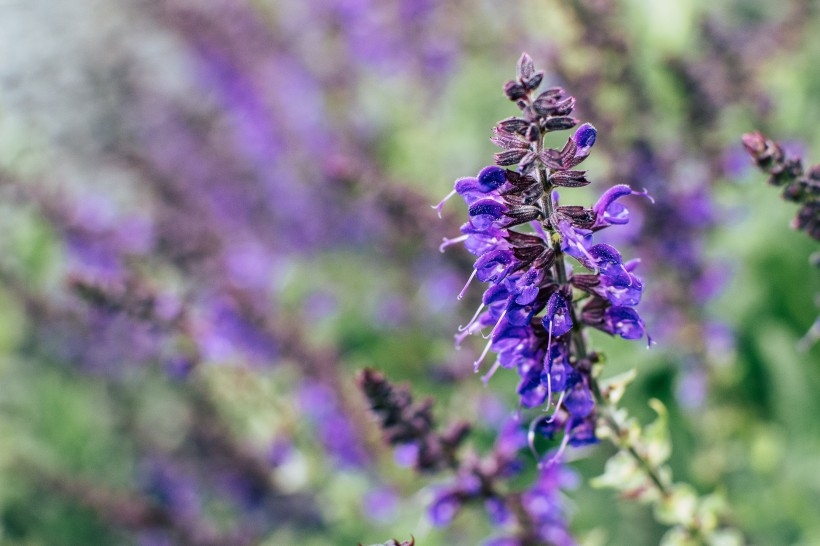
[{"x1": 438, "y1": 52, "x2": 650, "y2": 453}]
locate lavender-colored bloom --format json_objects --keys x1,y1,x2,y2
[
  {"x1": 518, "y1": 364, "x2": 549, "y2": 408},
  {"x1": 482, "y1": 453, "x2": 577, "y2": 546},
  {"x1": 439, "y1": 53, "x2": 649, "y2": 450},
  {"x1": 428, "y1": 473, "x2": 481, "y2": 526},
  {"x1": 592, "y1": 184, "x2": 652, "y2": 229},
  {"x1": 556, "y1": 219, "x2": 593, "y2": 264},
  {"x1": 601, "y1": 306, "x2": 647, "y2": 341},
  {"x1": 572, "y1": 123, "x2": 597, "y2": 156},
  {"x1": 428, "y1": 490, "x2": 461, "y2": 526},
  {"x1": 563, "y1": 380, "x2": 595, "y2": 419},
  {"x1": 485, "y1": 496, "x2": 512, "y2": 525},
  {"x1": 469, "y1": 198, "x2": 510, "y2": 230},
  {"x1": 543, "y1": 292, "x2": 573, "y2": 337},
  {"x1": 475, "y1": 250, "x2": 518, "y2": 283}
]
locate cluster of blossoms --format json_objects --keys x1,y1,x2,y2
[
  {"x1": 437, "y1": 53, "x2": 650, "y2": 449},
  {"x1": 742, "y1": 131, "x2": 820, "y2": 350},
  {"x1": 428, "y1": 418, "x2": 577, "y2": 546},
  {"x1": 358, "y1": 368, "x2": 471, "y2": 473},
  {"x1": 359, "y1": 369, "x2": 576, "y2": 545}
]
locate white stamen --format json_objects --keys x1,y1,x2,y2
[
  {"x1": 542, "y1": 423, "x2": 572, "y2": 468},
  {"x1": 473, "y1": 337, "x2": 493, "y2": 373},
  {"x1": 546, "y1": 391, "x2": 566, "y2": 423},
  {"x1": 481, "y1": 358, "x2": 502, "y2": 386},
  {"x1": 455, "y1": 321, "x2": 482, "y2": 348},
  {"x1": 439, "y1": 234, "x2": 468, "y2": 253},
  {"x1": 619, "y1": 263, "x2": 631, "y2": 284},
  {"x1": 458, "y1": 303, "x2": 485, "y2": 332},
  {"x1": 457, "y1": 269, "x2": 477, "y2": 300},
  {"x1": 544, "y1": 366, "x2": 553, "y2": 410},
  {"x1": 527, "y1": 415, "x2": 544, "y2": 462},
  {"x1": 482, "y1": 308, "x2": 507, "y2": 339},
  {"x1": 546, "y1": 318, "x2": 554, "y2": 354},
  {"x1": 432, "y1": 189, "x2": 457, "y2": 218}
]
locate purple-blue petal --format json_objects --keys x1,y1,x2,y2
[
  {"x1": 477, "y1": 165, "x2": 508, "y2": 192},
  {"x1": 567, "y1": 417, "x2": 598, "y2": 447},
  {"x1": 589, "y1": 244, "x2": 631, "y2": 285},
  {"x1": 474, "y1": 249, "x2": 516, "y2": 283},
  {"x1": 542, "y1": 293, "x2": 573, "y2": 337},
  {"x1": 556, "y1": 220, "x2": 592, "y2": 266},
  {"x1": 485, "y1": 496, "x2": 512, "y2": 525},
  {"x1": 542, "y1": 343, "x2": 569, "y2": 391},
  {"x1": 483, "y1": 283, "x2": 512, "y2": 305},
  {"x1": 563, "y1": 383, "x2": 594, "y2": 419},
  {"x1": 460, "y1": 223, "x2": 507, "y2": 256},
  {"x1": 491, "y1": 323, "x2": 530, "y2": 352},
  {"x1": 592, "y1": 184, "x2": 651, "y2": 229},
  {"x1": 604, "y1": 306, "x2": 646, "y2": 340},
  {"x1": 469, "y1": 198, "x2": 508, "y2": 230},
  {"x1": 513, "y1": 268, "x2": 544, "y2": 305},
  {"x1": 454, "y1": 176, "x2": 485, "y2": 205},
  {"x1": 428, "y1": 491, "x2": 461, "y2": 526},
  {"x1": 572, "y1": 123, "x2": 596, "y2": 154},
  {"x1": 600, "y1": 273, "x2": 643, "y2": 306},
  {"x1": 506, "y1": 301, "x2": 535, "y2": 326},
  {"x1": 517, "y1": 362, "x2": 548, "y2": 408}
]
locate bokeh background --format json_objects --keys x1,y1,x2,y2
[{"x1": 0, "y1": 0, "x2": 818, "y2": 545}]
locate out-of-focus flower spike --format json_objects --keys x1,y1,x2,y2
[{"x1": 542, "y1": 292, "x2": 573, "y2": 337}]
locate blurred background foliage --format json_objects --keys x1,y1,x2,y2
[{"x1": 0, "y1": 0, "x2": 818, "y2": 545}]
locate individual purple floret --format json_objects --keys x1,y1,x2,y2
[{"x1": 438, "y1": 53, "x2": 650, "y2": 453}]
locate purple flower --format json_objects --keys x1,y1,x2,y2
[
  {"x1": 542, "y1": 342, "x2": 570, "y2": 393},
  {"x1": 475, "y1": 250, "x2": 518, "y2": 283},
  {"x1": 592, "y1": 184, "x2": 652, "y2": 229},
  {"x1": 518, "y1": 365, "x2": 549, "y2": 408},
  {"x1": 602, "y1": 306, "x2": 647, "y2": 341},
  {"x1": 556, "y1": 219, "x2": 593, "y2": 264},
  {"x1": 428, "y1": 490, "x2": 462, "y2": 526},
  {"x1": 542, "y1": 292, "x2": 573, "y2": 337},
  {"x1": 469, "y1": 198, "x2": 510, "y2": 230},
  {"x1": 572, "y1": 123, "x2": 597, "y2": 158},
  {"x1": 477, "y1": 165, "x2": 509, "y2": 191},
  {"x1": 440, "y1": 53, "x2": 649, "y2": 451},
  {"x1": 563, "y1": 380, "x2": 595, "y2": 419}
]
